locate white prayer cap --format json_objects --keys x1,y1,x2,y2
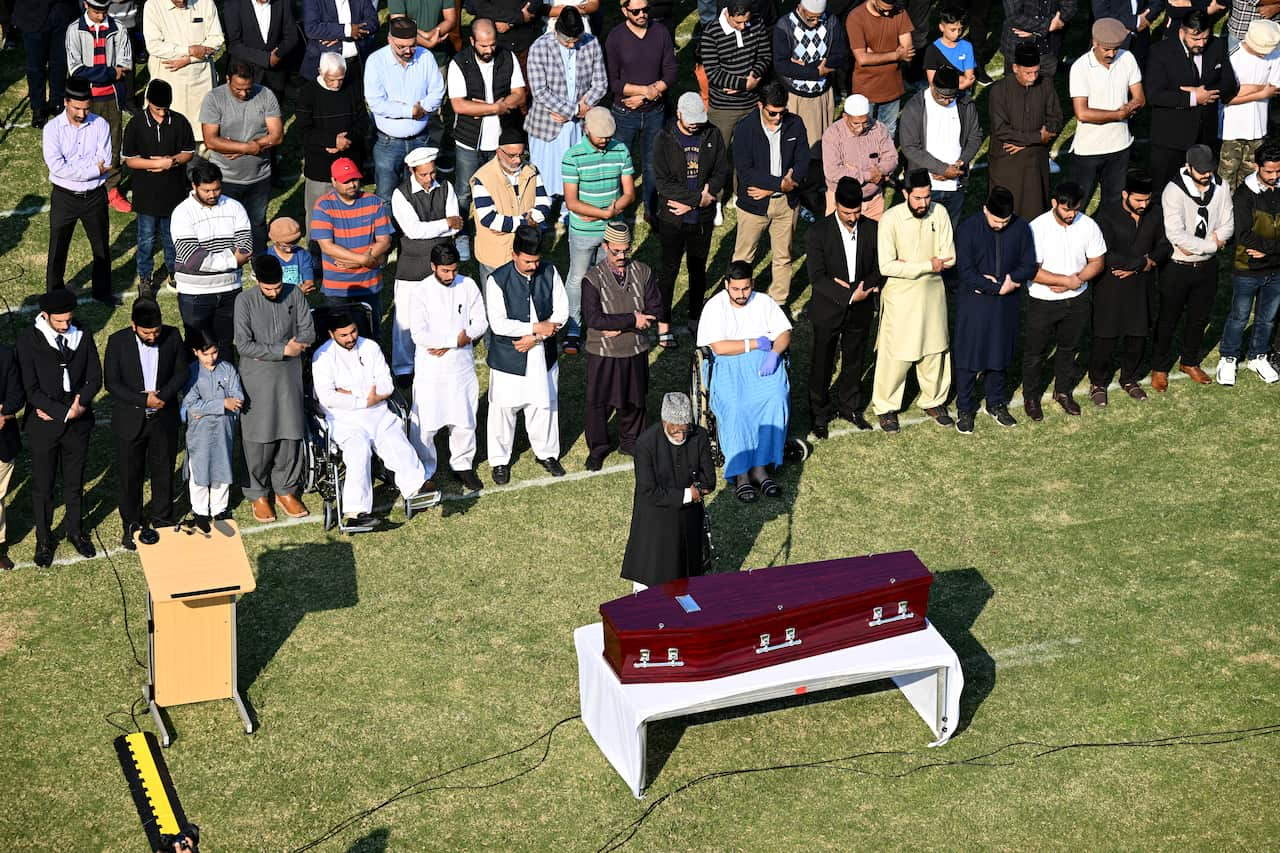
[
  {"x1": 661, "y1": 392, "x2": 694, "y2": 425},
  {"x1": 404, "y1": 146, "x2": 440, "y2": 168},
  {"x1": 800, "y1": 0, "x2": 827, "y2": 13},
  {"x1": 843, "y1": 94, "x2": 870, "y2": 117}
]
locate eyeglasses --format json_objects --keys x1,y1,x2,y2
[
  {"x1": 763, "y1": 108, "x2": 785, "y2": 118},
  {"x1": 627, "y1": 5, "x2": 650, "y2": 14}
]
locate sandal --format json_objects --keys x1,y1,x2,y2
[
  {"x1": 658, "y1": 332, "x2": 678, "y2": 349},
  {"x1": 735, "y1": 482, "x2": 758, "y2": 503},
  {"x1": 758, "y1": 478, "x2": 782, "y2": 498}
]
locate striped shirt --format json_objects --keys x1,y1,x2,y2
[
  {"x1": 561, "y1": 138, "x2": 633, "y2": 237},
  {"x1": 310, "y1": 190, "x2": 394, "y2": 294},
  {"x1": 473, "y1": 167, "x2": 551, "y2": 234},
  {"x1": 701, "y1": 11, "x2": 771, "y2": 112},
  {"x1": 170, "y1": 193, "x2": 253, "y2": 295}
]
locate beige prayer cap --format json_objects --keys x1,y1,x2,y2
[
  {"x1": 1246, "y1": 19, "x2": 1280, "y2": 55},
  {"x1": 268, "y1": 217, "x2": 302, "y2": 244},
  {"x1": 604, "y1": 222, "x2": 631, "y2": 246},
  {"x1": 585, "y1": 106, "x2": 616, "y2": 138},
  {"x1": 1092, "y1": 18, "x2": 1128, "y2": 49}
]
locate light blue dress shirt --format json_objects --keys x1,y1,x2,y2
[{"x1": 364, "y1": 44, "x2": 446, "y2": 138}]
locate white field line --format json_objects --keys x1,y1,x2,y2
[{"x1": 968, "y1": 637, "x2": 1084, "y2": 670}]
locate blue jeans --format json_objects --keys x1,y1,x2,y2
[
  {"x1": 870, "y1": 98, "x2": 901, "y2": 140},
  {"x1": 454, "y1": 145, "x2": 495, "y2": 230},
  {"x1": 612, "y1": 106, "x2": 664, "y2": 219},
  {"x1": 932, "y1": 189, "x2": 964, "y2": 230},
  {"x1": 222, "y1": 179, "x2": 271, "y2": 256},
  {"x1": 565, "y1": 229, "x2": 604, "y2": 332},
  {"x1": 136, "y1": 214, "x2": 175, "y2": 284},
  {"x1": 23, "y1": 9, "x2": 71, "y2": 116},
  {"x1": 374, "y1": 128, "x2": 433, "y2": 209},
  {"x1": 1221, "y1": 271, "x2": 1280, "y2": 359}
]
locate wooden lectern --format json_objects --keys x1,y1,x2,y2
[{"x1": 138, "y1": 519, "x2": 257, "y2": 746}]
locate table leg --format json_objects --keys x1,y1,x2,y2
[
  {"x1": 636, "y1": 721, "x2": 648, "y2": 798},
  {"x1": 230, "y1": 597, "x2": 255, "y2": 735},
  {"x1": 935, "y1": 665, "x2": 949, "y2": 738},
  {"x1": 145, "y1": 593, "x2": 172, "y2": 747}
]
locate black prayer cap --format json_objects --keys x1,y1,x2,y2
[
  {"x1": 556, "y1": 7, "x2": 585, "y2": 38},
  {"x1": 64, "y1": 77, "x2": 92, "y2": 102},
  {"x1": 834, "y1": 177, "x2": 862, "y2": 209},
  {"x1": 905, "y1": 168, "x2": 932, "y2": 191},
  {"x1": 932, "y1": 66, "x2": 960, "y2": 97},
  {"x1": 145, "y1": 78, "x2": 173, "y2": 108},
  {"x1": 1013, "y1": 42, "x2": 1041, "y2": 68},
  {"x1": 986, "y1": 186, "x2": 1015, "y2": 219},
  {"x1": 327, "y1": 309, "x2": 358, "y2": 333},
  {"x1": 499, "y1": 126, "x2": 527, "y2": 147},
  {"x1": 40, "y1": 288, "x2": 77, "y2": 315},
  {"x1": 253, "y1": 254, "x2": 283, "y2": 284},
  {"x1": 512, "y1": 223, "x2": 542, "y2": 256},
  {"x1": 131, "y1": 297, "x2": 163, "y2": 328},
  {"x1": 389, "y1": 17, "x2": 419, "y2": 39},
  {"x1": 1125, "y1": 170, "x2": 1154, "y2": 195}
]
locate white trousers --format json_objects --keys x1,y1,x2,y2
[
  {"x1": 334, "y1": 410, "x2": 428, "y2": 515},
  {"x1": 189, "y1": 482, "x2": 230, "y2": 516},
  {"x1": 412, "y1": 424, "x2": 478, "y2": 476},
  {"x1": 486, "y1": 402, "x2": 560, "y2": 467}
]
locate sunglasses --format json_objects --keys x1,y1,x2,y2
[
  {"x1": 763, "y1": 108, "x2": 786, "y2": 118},
  {"x1": 627, "y1": 5, "x2": 650, "y2": 13}
]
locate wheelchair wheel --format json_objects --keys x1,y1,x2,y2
[
  {"x1": 322, "y1": 500, "x2": 337, "y2": 532},
  {"x1": 690, "y1": 346, "x2": 726, "y2": 469}
]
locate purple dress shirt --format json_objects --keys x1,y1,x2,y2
[{"x1": 43, "y1": 110, "x2": 112, "y2": 192}]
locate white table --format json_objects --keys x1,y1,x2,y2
[{"x1": 575, "y1": 620, "x2": 964, "y2": 797}]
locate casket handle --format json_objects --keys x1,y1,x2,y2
[
  {"x1": 634, "y1": 648, "x2": 685, "y2": 668},
  {"x1": 755, "y1": 627, "x2": 802, "y2": 654},
  {"x1": 869, "y1": 601, "x2": 914, "y2": 627}
]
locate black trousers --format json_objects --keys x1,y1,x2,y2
[
  {"x1": 1089, "y1": 335, "x2": 1145, "y2": 387},
  {"x1": 29, "y1": 420, "x2": 92, "y2": 544},
  {"x1": 1148, "y1": 145, "x2": 1189, "y2": 198},
  {"x1": 1022, "y1": 294, "x2": 1091, "y2": 398},
  {"x1": 178, "y1": 290, "x2": 241, "y2": 357},
  {"x1": 116, "y1": 417, "x2": 179, "y2": 529},
  {"x1": 808, "y1": 308, "x2": 873, "y2": 425},
  {"x1": 1072, "y1": 147, "x2": 1129, "y2": 210},
  {"x1": 658, "y1": 219, "x2": 714, "y2": 325},
  {"x1": 955, "y1": 368, "x2": 1007, "y2": 413},
  {"x1": 1153, "y1": 258, "x2": 1218, "y2": 371},
  {"x1": 47, "y1": 185, "x2": 112, "y2": 298},
  {"x1": 585, "y1": 401, "x2": 646, "y2": 458}
]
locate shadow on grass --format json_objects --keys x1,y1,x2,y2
[
  {"x1": 344, "y1": 827, "x2": 390, "y2": 853},
  {"x1": 927, "y1": 567, "x2": 994, "y2": 738},
  {"x1": 238, "y1": 540, "x2": 359, "y2": 695}
]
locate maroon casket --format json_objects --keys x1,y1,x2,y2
[{"x1": 601, "y1": 552, "x2": 933, "y2": 684}]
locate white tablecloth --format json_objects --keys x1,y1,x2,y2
[{"x1": 575, "y1": 620, "x2": 964, "y2": 797}]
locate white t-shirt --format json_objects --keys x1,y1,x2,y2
[
  {"x1": 1068, "y1": 49, "x2": 1142, "y2": 156},
  {"x1": 696, "y1": 290, "x2": 793, "y2": 346},
  {"x1": 1028, "y1": 210, "x2": 1107, "y2": 302},
  {"x1": 446, "y1": 57, "x2": 527, "y2": 151},
  {"x1": 923, "y1": 93, "x2": 962, "y2": 191},
  {"x1": 1221, "y1": 46, "x2": 1280, "y2": 141}
]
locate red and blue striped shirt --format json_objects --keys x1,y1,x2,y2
[{"x1": 310, "y1": 191, "x2": 394, "y2": 294}]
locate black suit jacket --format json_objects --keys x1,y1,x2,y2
[
  {"x1": 16, "y1": 324, "x2": 101, "y2": 442},
  {"x1": 224, "y1": 0, "x2": 300, "y2": 91},
  {"x1": 0, "y1": 345, "x2": 26, "y2": 463},
  {"x1": 1146, "y1": 34, "x2": 1237, "y2": 152},
  {"x1": 805, "y1": 214, "x2": 884, "y2": 328},
  {"x1": 104, "y1": 326, "x2": 188, "y2": 441}
]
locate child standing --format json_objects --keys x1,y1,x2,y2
[
  {"x1": 924, "y1": 8, "x2": 977, "y2": 94},
  {"x1": 182, "y1": 327, "x2": 245, "y2": 522},
  {"x1": 266, "y1": 216, "x2": 316, "y2": 295}
]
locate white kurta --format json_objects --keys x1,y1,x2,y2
[
  {"x1": 311, "y1": 337, "x2": 428, "y2": 512},
  {"x1": 409, "y1": 275, "x2": 488, "y2": 431},
  {"x1": 484, "y1": 267, "x2": 569, "y2": 410}
]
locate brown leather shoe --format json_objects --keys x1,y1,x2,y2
[
  {"x1": 252, "y1": 496, "x2": 276, "y2": 523},
  {"x1": 1089, "y1": 384, "x2": 1108, "y2": 407},
  {"x1": 1122, "y1": 382, "x2": 1148, "y2": 402},
  {"x1": 1023, "y1": 397, "x2": 1044, "y2": 422},
  {"x1": 1052, "y1": 392, "x2": 1082, "y2": 416},
  {"x1": 1179, "y1": 363, "x2": 1212, "y2": 384},
  {"x1": 1150, "y1": 371, "x2": 1169, "y2": 392},
  {"x1": 0, "y1": 552, "x2": 13, "y2": 571},
  {"x1": 276, "y1": 493, "x2": 310, "y2": 518}
]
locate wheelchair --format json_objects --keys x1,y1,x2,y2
[
  {"x1": 303, "y1": 302, "x2": 441, "y2": 534},
  {"x1": 689, "y1": 345, "x2": 810, "y2": 475}
]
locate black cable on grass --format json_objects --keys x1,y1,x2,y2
[
  {"x1": 99, "y1": 528, "x2": 147, "y2": 671},
  {"x1": 594, "y1": 723, "x2": 1280, "y2": 852},
  {"x1": 291, "y1": 714, "x2": 582, "y2": 852}
]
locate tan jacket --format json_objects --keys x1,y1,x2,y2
[
  {"x1": 471, "y1": 158, "x2": 546, "y2": 269},
  {"x1": 876, "y1": 201, "x2": 954, "y2": 361}
]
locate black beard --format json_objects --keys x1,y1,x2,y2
[{"x1": 910, "y1": 204, "x2": 929, "y2": 219}]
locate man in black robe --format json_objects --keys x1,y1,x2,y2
[
  {"x1": 988, "y1": 42, "x2": 1063, "y2": 220},
  {"x1": 951, "y1": 186, "x2": 1038, "y2": 433},
  {"x1": 620, "y1": 392, "x2": 717, "y2": 591},
  {"x1": 1088, "y1": 170, "x2": 1171, "y2": 405}
]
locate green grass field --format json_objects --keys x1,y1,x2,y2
[{"x1": 1, "y1": 7, "x2": 1278, "y2": 851}]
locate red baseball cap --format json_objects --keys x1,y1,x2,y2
[{"x1": 330, "y1": 157, "x2": 362, "y2": 183}]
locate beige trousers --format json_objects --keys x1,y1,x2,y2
[
  {"x1": 872, "y1": 351, "x2": 952, "y2": 415},
  {"x1": 734, "y1": 196, "x2": 796, "y2": 303},
  {"x1": 0, "y1": 458, "x2": 13, "y2": 547},
  {"x1": 788, "y1": 89, "x2": 834, "y2": 148}
]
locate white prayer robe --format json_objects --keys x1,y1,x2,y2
[
  {"x1": 408, "y1": 274, "x2": 488, "y2": 473},
  {"x1": 311, "y1": 337, "x2": 428, "y2": 514},
  {"x1": 484, "y1": 266, "x2": 568, "y2": 465}
]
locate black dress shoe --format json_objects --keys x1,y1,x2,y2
[
  {"x1": 31, "y1": 108, "x2": 46, "y2": 129},
  {"x1": 151, "y1": 514, "x2": 180, "y2": 529},
  {"x1": 121, "y1": 529, "x2": 137, "y2": 551},
  {"x1": 69, "y1": 534, "x2": 96, "y2": 559},
  {"x1": 491, "y1": 464, "x2": 511, "y2": 485},
  {"x1": 538, "y1": 457, "x2": 566, "y2": 477},
  {"x1": 0, "y1": 552, "x2": 12, "y2": 571},
  {"x1": 1053, "y1": 392, "x2": 1082, "y2": 416},
  {"x1": 34, "y1": 542, "x2": 54, "y2": 568},
  {"x1": 455, "y1": 468, "x2": 484, "y2": 492},
  {"x1": 214, "y1": 509, "x2": 234, "y2": 521},
  {"x1": 1024, "y1": 397, "x2": 1044, "y2": 422},
  {"x1": 846, "y1": 411, "x2": 873, "y2": 431},
  {"x1": 878, "y1": 412, "x2": 900, "y2": 433},
  {"x1": 584, "y1": 453, "x2": 605, "y2": 472},
  {"x1": 811, "y1": 422, "x2": 829, "y2": 440}
]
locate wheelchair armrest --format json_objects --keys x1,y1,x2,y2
[{"x1": 387, "y1": 389, "x2": 410, "y2": 419}]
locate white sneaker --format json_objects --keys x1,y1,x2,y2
[
  {"x1": 1216, "y1": 356, "x2": 1237, "y2": 386},
  {"x1": 1247, "y1": 355, "x2": 1279, "y2": 384},
  {"x1": 457, "y1": 234, "x2": 471, "y2": 262},
  {"x1": 713, "y1": 202, "x2": 723, "y2": 227}
]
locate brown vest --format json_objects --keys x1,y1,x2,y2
[{"x1": 584, "y1": 260, "x2": 654, "y2": 359}]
